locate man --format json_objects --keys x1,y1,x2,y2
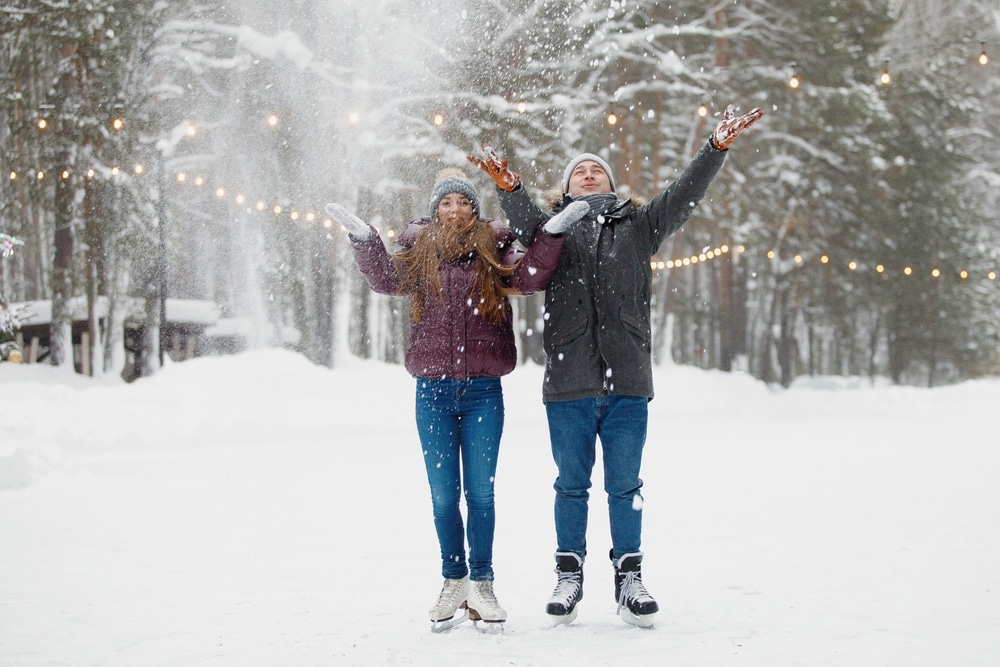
[{"x1": 469, "y1": 105, "x2": 763, "y2": 628}]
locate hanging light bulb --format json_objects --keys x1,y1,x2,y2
[
  {"x1": 880, "y1": 61, "x2": 891, "y2": 85},
  {"x1": 788, "y1": 73, "x2": 800, "y2": 89},
  {"x1": 979, "y1": 43, "x2": 989, "y2": 66}
]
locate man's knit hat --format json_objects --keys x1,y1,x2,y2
[
  {"x1": 428, "y1": 168, "x2": 480, "y2": 217},
  {"x1": 562, "y1": 153, "x2": 616, "y2": 193}
]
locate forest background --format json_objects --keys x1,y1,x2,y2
[{"x1": 2, "y1": 0, "x2": 999, "y2": 387}]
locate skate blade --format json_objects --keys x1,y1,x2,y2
[
  {"x1": 472, "y1": 620, "x2": 505, "y2": 635},
  {"x1": 620, "y1": 608, "x2": 655, "y2": 629},
  {"x1": 467, "y1": 607, "x2": 506, "y2": 634},
  {"x1": 547, "y1": 606, "x2": 579, "y2": 626},
  {"x1": 430, "y1": 609, "x2": 469, "y2": 633}
]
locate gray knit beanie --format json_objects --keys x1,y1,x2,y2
[
  {"x1": 562, "y1": 153, "x2": 616, "y2": 193},
  {"x1": 428, "y1": 168, "x2": 480, "y2": 217}
]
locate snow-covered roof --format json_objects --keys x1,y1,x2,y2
[{"x1": 10, "y1": 298, "x2": 220, "y2": 326}]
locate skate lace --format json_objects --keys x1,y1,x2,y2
[
  {"x1": 617, "y1": 571, "x2": 653, "y2": 613},
  {"x1": 550, "y1": 570, "x2": 581, "y2": 602},
  {"x1": 473, "y1": 580, "x2": 500, "y2": 608},
  {"x1": 434, "y1": 579, "x2": 467, "y2": 612}
]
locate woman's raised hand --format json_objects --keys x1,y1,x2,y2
[{"x1": 325, "y1": 203, "x2": 371, "y2": 240}]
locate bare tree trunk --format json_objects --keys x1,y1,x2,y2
[
  {"x1": 313, "y1": 221, "x2": 335, "y2": 368},
  {"x1": 348, "y1": 187, "x2": 375, "y2": 360},
  {"x1": 83, "y1": 178, "x2": 104, "y2": 376},
  {"x1": 50, "y1": 157, "x2": 74, "y2": 368},
  {"x1": 518, "y1": 292, "x2": 545, "y2": 365}
]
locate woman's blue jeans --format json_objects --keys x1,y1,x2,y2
[
  {"x1": 415, "y1": 376, "x2": 504, "y2": 581},
  {"x1": 545, "y1": 395, "x2": 648, "y2": 560}
]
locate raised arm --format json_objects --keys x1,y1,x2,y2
[
  {"x1": 325, "y1": 202, "x2": 403, "y2": 295},
  {"x1": 503, "y1": 201, "x2": 589, "y2": 294},
  {"x1": 639, "y1": 105, "x2": 764, "y2": 248},
  {"x1": 469, "y1": 146, "x2": 552, "y2": 247}
]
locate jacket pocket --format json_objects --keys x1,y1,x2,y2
[
  {"x1": 619, "y1": 308, "x2": 649, "y2": 344},
  {"x1": 548, "y1": 311, "x2": 588, "y2": 347}
]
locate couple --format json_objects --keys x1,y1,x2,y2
[{"x1": 325, "y1": 105, "x2": 762, "y2": 633}]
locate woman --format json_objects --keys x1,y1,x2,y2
[{"x1": 325, "y1": 169, "x2": 587, "y2": 632}]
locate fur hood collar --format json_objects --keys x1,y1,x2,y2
[{"x1": 542, "y1": 189, "x2": 646, "y2": 217}]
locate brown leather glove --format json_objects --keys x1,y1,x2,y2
[
  {"x1": 711, "y1": 106, "x2": 764, "y2": 151},
  {"x1": 467, "y1": 146, "x2": 520, "y2": 192}
]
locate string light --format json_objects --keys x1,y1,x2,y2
[
  {"x1": 979, "y1": 43, "x2": 989, "y2": 66},
  {"x1": 606, "y1": 112, "x2": 619, "y2": 126},
  {"x1": 13, "y1": 157, "x2": 1000, "y2": 280},
  {"x1": 651, "y1": 245, "x2": 733, "y2": 270},
  {"x1": 788, "y1": 62, "x2": 800, "y2": 89},
  {"x1": 37, "y1": 118, "x2": 48, "y2": 130},
  {"x1": 516, "y1": 101, "x2": 527, "y2": 113},
  {"x1": 112, "y1": 117, "x2": 124, "y2": 131},
  {"x1": 433, "y1": 113, "x2": 445, "y2": 126},
  {"x1": 697, "y1": 104, "x2": 709, "y2": 118},
  {"x1": 879, "y1": 61, "x2": 892, "y2": 85},
  {"x1": 267, "y1": 114, "x2": 280, "y2": 127}
]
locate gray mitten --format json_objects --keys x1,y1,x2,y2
[
  {"x1": 325, "y1": 203, "x2": 371, "y2": 240},
  {"x1": 543, "y1": 200, "x2": 590, "y2": 235}
]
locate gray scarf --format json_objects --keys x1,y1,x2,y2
[{"x1": 572, "y1": 193, "x2": 619, "y2": 222}]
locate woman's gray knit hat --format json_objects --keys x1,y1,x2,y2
[
  {"x1": 428, "y1": 168, "x2": 480, "y2": 217},
  {"x1": 562, "y1": 153, "x2": 616, "y2": 193}
]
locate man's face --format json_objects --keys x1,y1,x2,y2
[{"x1": 567, "y1": 161, "x2": 612, "y2": 196}]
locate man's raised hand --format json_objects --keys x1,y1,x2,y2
[{"x1": 711, "y1": 106, "x2": 764, "y2": 151}]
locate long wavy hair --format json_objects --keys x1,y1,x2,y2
[{"x1": 393, "y1": 212, "x2": 517, "y2": 326}]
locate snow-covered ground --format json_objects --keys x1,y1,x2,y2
[{"x1": 2, "y1": 348, "x2": 998, "y2": 666}]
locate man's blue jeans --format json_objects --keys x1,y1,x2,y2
[
  {"x1": 545, "y1": 395, "x2": 648, "y2": 560},
  {"x1": 415, "y1": 376, "x2": 504, "y2": 581}
]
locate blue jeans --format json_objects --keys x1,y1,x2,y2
[
  {"x1": 415, "y1": 376, "x2": 504, "y2": 581},
  {"x1": 545, "y1": 395, "x2": 648, "y2": 560}
]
